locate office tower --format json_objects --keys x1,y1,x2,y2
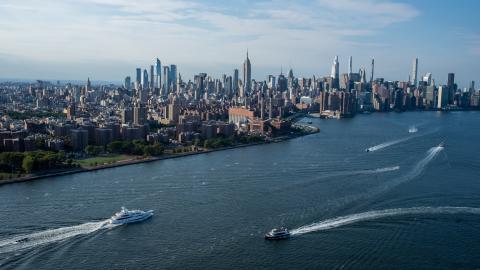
[
  {"x1": 163, "y1": 66, "x2": 170, "y2": 93},
  {"x1": 233, "y1": 69, "x2": 239, "y2": 95},
  {"x1": 176, "y1": 73, "x2": 182, "y2": 95},
  {"x1": 437, "y1": 85, "x2": 448, "y2": 109},
  {"x1": 359, "y1": 68, "x2": 367, "y2": 84},
  {"x1": 86, "y1": 78, "x2": 92, "y2": 92},
  {"x1": 447, "y1": 73, "x2": 455, "y2": 104},
  {"x1": 348, "y1": 56, "x2": 352, "y2": 75},
  {"x1": 330, "y1": 56, "x2": 339, "y2": 89},
  {"x1": 423, "y1": 73, "x2": 432, "y2": 86},
  {"x1": 268, "y1": 75, "x2": 276, "y2": 89},
  {"x1": 411, "y1": 58, "x2": 418, "y2": 87},
  {"x1": 243, "y1": 51, "x2": 251, "y2": 96},
  {"x1": 124, "y1": 76, "x2": 131, "y2": 92},
  {"x1": 277, "y1": 73, "x2": 287, "y2": 91},
  {"x1": 155, "y1": 58, "x2": 162, "y2": 90},
  {"x1": 170, "y1": 64, "x2": 177, "y2": 92},
  {"x1": 426, "y1": 85, "x2": 436, "y2": 107},
  {"x1": 447, "y1": 73, "x2": 455, "y2": 87},
  {"x1": 142, "y1": 69, "x2": 149, "y2": 90},
  {"x1": 225, "y1": 76, "x2": 232, "y2": 97},
  {"x1": 135, "y1": 68, "x2": 142, "y2": 90},
  {"x1": 133, "y1": 103, "x2": 147, "y2": 125},
  {"x1": 470, "y1": 81, "x2": 475, "y2": 94},
  {"x1": 370, "y1": 58, "x2": 375, "y2": 84},
  {"x1": 149, "y1": 65, "x2": 154, "y2": 90},
  {"x1": 194, "y1": 73, "x2": 207, "y2": 100}
]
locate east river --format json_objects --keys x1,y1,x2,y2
[{"x1": 1, "y1": 111, "x2": 480, "y2": 269}]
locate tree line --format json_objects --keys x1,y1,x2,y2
[{"x1": 0, "y1": 151, "x2": 71, "y2": 175}]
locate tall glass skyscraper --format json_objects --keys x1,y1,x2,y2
[
  {"x1": 170, "y1": 65, "x2": 177, "y2": 92},
  {"x1": 163, "y1": 66, "x2": 170, "y2": 93},
  {"x1": 242, "y1": 51, "x2": 251, "y2": 97},
  {"x1": 155, "y1": 58, "x2": 162, "y2": 90}
]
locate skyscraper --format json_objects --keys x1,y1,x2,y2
[
  {"x1": 163, "y1": 66, "x2": 170, "y2": 93},
  {"x1": 370, "y1": 58, "x2": 375, "y2": 84},
  {"x1": 447, "y1": 73, "x2": 456, "y2": 104},
  {"x1": 142, "y1": 69, "x2": 149, "y2": 90},
  {"x1": 423, "y1": 73, "x2": 432, "y2": 86},
  {"x1": 149, "y1": 65, "x2": 154, "y2": 90},
  {"x1": 124, "y1": 76, "x2": 131, "y2": 92},
  {"x1": 331, "y1": 56, "x2": 339, "y2": 79},
  {"x1": 243, "y1": 51, "x2": 251, "y2": 96},
  {"x1": 411, "y1": 58, "x2": 418, "y2": 87},
  {"x1": 359, "y1": 68, "x2": 366, "y2": 84},
  {"x1": 155, "y1": 58, "x2": 162, "y2": 90},
  {"x1": 437, "y1": 85, "x2": 448, "y2": 109},
  {"x1": 331, "y1": 56, "x2": 339, "y2": 89},
  {"x1": 86, "y1": 77, "x2": 92, "y2": 92},
  {"x1": 170, "y1": 64, "x2": 177, "y2": 92},
  {"x1": 348, "y1": 56, "x2": 352, "y2": 75},
  {"x1": 135, "y1": 68, "x2": 142, "y2": 90},
  {"x1": 233, "y1": 69, "x2": 239, "y2": 95}
]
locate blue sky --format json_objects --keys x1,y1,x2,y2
[{"x1": 0, "y1": 0, "x2": 478, "y2": 87}]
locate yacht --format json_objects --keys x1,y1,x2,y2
[
  {"x1": 265, "y1": 227, "x2": 290, "y2": 240},
  {"x1": 108, "y1": 207, "x2": 154, "y2": 225}
]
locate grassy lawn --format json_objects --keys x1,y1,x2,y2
[
  {"x1": 74, "y1": 155, "x2": 134, "y2": 168},
  {"x1": 0, "y1": 172, "x2": 25, "y2": 181}
]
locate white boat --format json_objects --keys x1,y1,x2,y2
[
  {"x1": 108, "y1": 207, "x2": 154, "y2": 225},
  {"x1": 408, "y1": 126, "x2": 418, "y2": 133},
  {"x1": 265, "y1": 227, "x2": 290, "y2": 240}
]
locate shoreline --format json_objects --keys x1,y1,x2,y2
[{"x1": 0, "y1": 131, "x2": 317, "y2": 186}]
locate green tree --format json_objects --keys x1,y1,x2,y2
[{"x1": 22, "y1": 155, "x2": 35, "y2": 174}]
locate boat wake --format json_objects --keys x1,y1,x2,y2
[
  {"x1": 355, "y1": 166, "x2": 400, "y2": 175},
  {"x1": 371, "y1": 145, "x2": 443, "y2": 194},
  {"x1": 366, "y1": 129, "x2": 436, "y2": 152},
  {"x1": 320, "y1": 145, "x2": 444, "y2": 212},
  {"x1": 291, "y1": 206, "x2": 480, "y2": 236},
  {"x1": 366, "y1": 137, "x2": 412, "y2": 152},
  {"x1": 0, "y1": 220, "x2": 114, "y2": 254}
]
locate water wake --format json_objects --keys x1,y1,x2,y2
[
  {"x1": 355, "y1": 166, "x2": 400, "y2": 175},
  {"x1": 0, "y1": 220, "x2": 114, "y2": 254},
  {"x1": 373, "y1": 146, "x2": 443, "y2": 194},
  {"x1": 321, "y1": 145, "x2": 444, "y2": 213},
  {"x1": 366, "y1": 129, "x2": 437, "y2": 152},
  {"x1": 291, "y1": 206, "x2": 480, "y2": 235}
]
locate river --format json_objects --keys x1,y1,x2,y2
[{"x1": 1, "y1": 111, "x2": 479, "y2": 269}]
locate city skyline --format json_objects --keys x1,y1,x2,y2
[{"x1": 0, "y1": 0, "x2": 479, "y2": 86}]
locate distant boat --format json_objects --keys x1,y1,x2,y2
[
  {"x1": 265, "y1": 227, "x2": 290, "y2": 240},
  {"x1": 438, "y1": 142, "x2": 445, "y2": 148},
  {"x1": 408, "y1": 126, "x2": 418, "y2": 133}
]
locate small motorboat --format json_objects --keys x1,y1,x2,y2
[{"x1": 265, "y1": 227, "x2": 290, "y2": 240}]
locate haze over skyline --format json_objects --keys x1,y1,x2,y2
[{"x1": 0, "y1": 0, "x2": 478, "y2": 87}]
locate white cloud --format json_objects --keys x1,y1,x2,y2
[{"x1": 0, "y1": 0, "x2": 421, "y2": 80}]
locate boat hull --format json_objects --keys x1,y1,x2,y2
[{"x1": 110, "y1": 211, "x2": 154, "y2": 225}]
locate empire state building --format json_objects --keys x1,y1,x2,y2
[{"x1": 242, "y1": 51, "x2": 251, "y2": 97}]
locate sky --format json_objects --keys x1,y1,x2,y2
[{"x1": 0, "y1": 0, "x2": 478, "y2": 87}]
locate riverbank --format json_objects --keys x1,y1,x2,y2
[{"x1": 0, "y1": 129, "x2": 318, "y2": 186}]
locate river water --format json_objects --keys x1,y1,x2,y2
[{"x1": 1, "y1": 111, "x2": 480, "y2": 269}]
